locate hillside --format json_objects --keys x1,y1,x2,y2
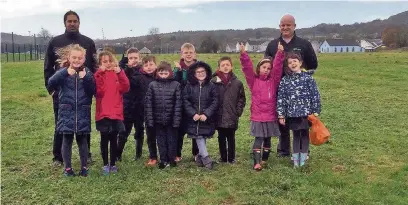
[{"x1": 2, "y1": 10, "x2": 407, "y2": 51}]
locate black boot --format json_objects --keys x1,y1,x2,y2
[
  {"x1": 253, "y1": 151, "x2": 262, "y2": 170},
  {"x1": 262, "y1": 148, "x2": 270, "y2": 162},
  {"x1": 202, "y1": 156, "x2": 213, "y2": 170},
  {"x1": 195, "y1": 155, "x2": 204, "y2": 167}
]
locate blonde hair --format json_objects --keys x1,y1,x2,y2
[
  {"x1": 56, "y1": 44, "x2": 86, "y2": 68},
  {"x1": 97, "y1": 50, "x2": 118, "y2": 66},
  {"x1": 181, "y1": 43, "x2": 195, "y2": 51}
]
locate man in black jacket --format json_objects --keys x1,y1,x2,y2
[
  {"x1": 44, "y1": 10, "x2": 97, "y2": 166},
  {"x1": 264, "y1": 14, "x2": 318, "y2": 157}
]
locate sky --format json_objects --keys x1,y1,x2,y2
[{"x1": 1, "y1": 0, "x2": 408, "y2": 40}]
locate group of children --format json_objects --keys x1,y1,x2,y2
[{"x1": 48, "y1": 41, "x2": 321, "y2": 177}]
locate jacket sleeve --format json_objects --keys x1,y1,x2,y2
[
  {"x1": 277, "y1": 79, "x2": 287, "y2": 117},
  {"x1": 202, "y1": 84, "x2": 219, "y2": 118},
  {"x1": 173, "y1": 67, "x2": 180, "y2": 81},
  {"x1": 182, "y1": 85, "x2": 197, "y2": 118},
  {"x1": 236, "y1": 82, "x2": 246, "y2": 117},
  {"x1": 94, "y1": 70, "x2": 106, "y2": 98},
  {"x1": 173, "y1": 83, "x2": 182, "y2": 128},
  {"x1": 44, "y1": 40, "x2": 56, "y2": 94},
  {"x1": 48, "y1": 68, "x2": 69, "y2": 91},
  {"x1": 82, "y1": 69, "x2": 96, "y2": 97},
  {"x1": 144, "y1": 83, "x2": 154, "y2": 127},
  {"x1": 308, "y1": 76, "x2": 321, "y2": 114},
  {"x1": 119, "y1": 56, "x2": 128, "y2": 69},
  {"x1": 271, "y1": 50, "x2": 285, "y2": 90},
  {"x1": 303, "y1": 41, "x2": 318, "y2": 72},
  {"x1": 240, "y1": 52, "x2": 256, "y2": 90},
  {"x1": 88, "y1": 41, "x2": 97, "y2": 73},
  {"x1": 117, "y1": 70, "x2": 130, "y2": 94}
]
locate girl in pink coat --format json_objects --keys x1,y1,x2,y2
[{"x1": 239, "y1": 42, "x2": 285, "y2": 170}]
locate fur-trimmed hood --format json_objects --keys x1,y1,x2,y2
[{"x1": 187, "y1": 61, "x2": 212, "y2": 85}]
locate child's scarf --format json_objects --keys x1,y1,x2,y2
[{"x1": 216, "y1": 70, "x2": 232, "y2": 85}]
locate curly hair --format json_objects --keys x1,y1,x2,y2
[{"x1": 56, "y1": 44, "x2": 86, "y2": 68}]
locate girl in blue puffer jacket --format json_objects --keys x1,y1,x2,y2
[
  {"x1": 277, "y1": 52, "x2": 321, "y2": 168},
  {"x1": 48, "y1": 44, "x2": 96, "y2": 177}
]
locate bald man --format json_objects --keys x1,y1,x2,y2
[{"x1": 265, "y1": 14, "x2": 318, "y2": 158}]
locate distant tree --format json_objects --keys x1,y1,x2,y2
[
  {"x1": 382, "y1": 27, "x2": 399, "y2": 48},
  {"x1": 103, "y1": 46, "x2": 116, "y2": 55},
  {"x1": 38, "y1": 27, "x2": 52, "y2": 45},
  {"x1": 147, "y1": 27, "x2": 161, "y2": 53},
  {"x1": 256, "y1": 30, "x2": 262, "y2": 39},
  {"x1": 199, "y1": 35, "x2": 219, "y2": 53}
]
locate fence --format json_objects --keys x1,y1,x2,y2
[{"x1": 1, "y1": 43, "x2": 47, "y2": 62}]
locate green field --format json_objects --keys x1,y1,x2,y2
[{"x1": 2, "y1": 52, "x2": 408, "y2": 204}]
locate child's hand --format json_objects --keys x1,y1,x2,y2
[
  {"x1": 174, "y1": 61, "x2": 181, "y2": 69},
  {"x1": 79, "y1": 70, "x2": 86, "y2": 79},
  {"x1": 277, "y1": 41, "x2": 284, "y2": 51},
  {"x1": 279, "y1": 118, "x2": 285, "y2": 125},
  {"x1": 239, "y1": 42, "x2": 246, "y2": 53},
  {"x1": 67, "y1": 67, "x2": 76, "y2": 76},
  {"x1": 199, "y1": 115, "x2": 207, "y2": 122},
  {"x1": 114, "y1": 66, "x2": 121, "y2": 73},
  {"x1": 193, "y1": 114, "x2": 201, "y2": 121}
]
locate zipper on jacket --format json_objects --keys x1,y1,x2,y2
[
  {"x1": 268, "y1": 85, "x2": 271, "y2": 99},
  {"x1": 75, "y1": 73, "x2": 78, "y2": 132},
  {"x1": 196, "y1": 84, "x2": 202, "y2": 135}
]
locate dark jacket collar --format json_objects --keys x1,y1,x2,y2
[
  {"x1": 64, "y1": 30, "x2": 80, "y2": 39},
  {"x1": 279, "y1": 31, "x2": 297, "y2": 43}
]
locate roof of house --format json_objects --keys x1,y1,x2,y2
[
  {"x1": 325, "y1": 39, "x2": 360, "y2": 46},
  {"x1": 139, "y1": 47, "x2": 151, "y2": 53}
]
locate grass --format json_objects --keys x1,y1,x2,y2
[{"x1": 2, "y1": 52, "x2": 408, "y2": 204}]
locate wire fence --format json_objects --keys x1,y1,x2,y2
[{"x1": 1, "y1": 43, "x2": 47, "y2": 62}]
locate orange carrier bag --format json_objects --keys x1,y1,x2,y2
[{"x1": 308, "y1": 115, "x2": 331, "y2": 146}]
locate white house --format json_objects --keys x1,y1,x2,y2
[
  {"x1": 320, "y1": 39, "x2": 364, "y2": 53},
  {"x1": 360, "y1": 40, "x2": 376, "y2": 52},
  {"x1": 234, "y1": 40, "x2": 272, "y2": 53},
  {"x1": 225, "y1": 44, "x2": 237, "y2": 53},
  {"x1": 139, "y1": 47, "x2": 151, "y2": 54}
]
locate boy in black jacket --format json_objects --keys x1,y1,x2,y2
[
  {"x1": 123, "y1": 55, "x2": 158, "y2": 165},
  {"x1": 117, "y1": 48, "x2": 142, "y2": 161},
  {"x1": 211, "y1": 56, "x2": 246, "y2": 163},
  {"x1": 145, "y1": 62, "x2": 182, "y2": 169}
]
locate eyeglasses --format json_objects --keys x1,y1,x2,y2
[{"x1": 195, "y1": 70, "x2": 206, "y2": 75}]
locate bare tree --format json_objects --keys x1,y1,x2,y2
[
  {"x1": 148, "y1": 27, "x2": 160, "y2": 36},
  {"x1": 38, "y1": 27, "x2": 52, "y2": 45},
  {"x1": 147, "y1": 27, "x2": 161, "y2": 53}
]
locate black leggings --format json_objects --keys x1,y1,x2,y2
[
  {"x1": 252, "y1": 137, "x2": 271, "y2": 150},
  {"x1": 100, "y1": 131, "x2": 118, "y2": 166}
]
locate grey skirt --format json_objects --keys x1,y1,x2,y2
[{"x1": 250, "y1": 121, "x2": 281, "y2": 138}]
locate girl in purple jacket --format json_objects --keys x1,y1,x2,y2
[{"x1": 239, "y1": 42, "x2": 285, "y2": 171}]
